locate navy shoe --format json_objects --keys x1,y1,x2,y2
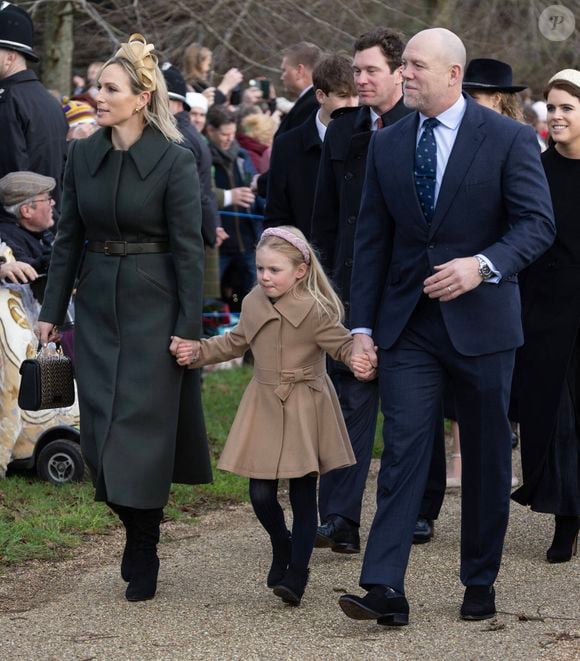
[
  {"x1": 460, "y1": 585, "x2": 496, "y2": 620},
  {"x1": 315, "y1": 514, "x2": 360, "y2": 554},
  {"x1": 339, "y1": 585, "x2": 409, "y2": 626},
  {"x1": 412, "y1": 518, "x2": 434, "y2": 544}
]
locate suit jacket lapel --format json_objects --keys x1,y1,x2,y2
[
  {"x1": 429, "y1": 99, "x2": 486, "y2": 237},
  {"x1": 392, "y1": 113, "x2": 427, "y2": 231}
]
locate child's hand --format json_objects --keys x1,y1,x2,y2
[
  {"x1": 351, "y1": 351, "x2": 377, "y2": 382},
  {"x1": 175, "y1": 340, "x2": 201, "y2": 366}
]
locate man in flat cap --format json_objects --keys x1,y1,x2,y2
[
  {"x1": 0, "y1": 172, "x2": 56, "y2": 284},
  {"x1": 0, "y1": 3, "x2": 67, "y2": 222}
]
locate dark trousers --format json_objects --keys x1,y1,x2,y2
[
  {"x1": 318, "y1": 366, "x2": 446, "y2": 526},
  {"x1": 360, "y1": 298, "x2": 514, "y2": 593},
  {"x1": 318, "y1": 368, "x2": 380, "y2": 525}
]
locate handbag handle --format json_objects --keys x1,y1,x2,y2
[{"x1": 37, "y1": 341, "x2": 64, "y2": 359}]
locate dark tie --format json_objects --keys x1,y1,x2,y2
[{"x1": 414, "y1": 117, "x2": 440, "y2": 222}]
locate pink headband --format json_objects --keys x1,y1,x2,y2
[{"x1": 261, "y1": 228, "x2": 311, "y2": 264}]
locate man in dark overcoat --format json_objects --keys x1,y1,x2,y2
[
  {"x1": 264, "y1": 53, "x2": 358, "y2": 239},
  {"x1": 0, "y1": 4, "x2": 68, "y2": 220},
  {"x1": 311, "y1": 27, "x2": 446, "y2": 554}
]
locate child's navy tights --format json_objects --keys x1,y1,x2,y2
[{"x1": 249, "y1": 475, "x2": 317, "y2": 571}]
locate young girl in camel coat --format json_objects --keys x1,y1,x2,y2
[{"x1": 177, "y1": 226, "x2": 374, "y2": 606}]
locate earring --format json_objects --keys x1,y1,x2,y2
[{"x1": 133, "y1": 107, "x2": 141, "y2": 114}]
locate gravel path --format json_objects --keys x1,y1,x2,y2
[{"x1": 0, "y1": 460, "x2": 579, "y2": 660}]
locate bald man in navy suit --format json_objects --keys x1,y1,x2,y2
[{"x1": 339, "y1": 28, "x2": 555, "y2": 626}]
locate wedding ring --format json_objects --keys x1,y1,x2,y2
[{"x1": 448, "y1": 285, "x2": 453, "y2": 293}]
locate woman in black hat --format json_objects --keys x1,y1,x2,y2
[{"x1": 462, "y1": 58, "x2": 526, "y2": 122}]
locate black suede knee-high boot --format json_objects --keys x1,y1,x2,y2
[
  {"x1": 125, "y1": 508, "x2": 163, "y2": 602},
  {"x1": 107, "y1": 502, "x2": 135, "y2": 582}
]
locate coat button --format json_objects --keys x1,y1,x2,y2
[
  {"x1": 428, "y1": 243, "x2": 435, "y2": 249},
  {"x1": 345, "y1": 258, "x2": 353, "y2": 267},
  {"x1": 347, "y1": 215, "x2": 356, "y2": 224},
  {"x1": 344, "y1": 172, "x2": 354, "y2": 181}
]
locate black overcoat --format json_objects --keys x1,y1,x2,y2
[
  {"x1": 0, "y1": 71, "x2": 68, "y2": 215},
  {"x1": 512, "y1": 147, "x2": 580, "y2": 508},
  {"x1": 39, "y1": 126, "x2": 212, "y2": 508},
  {"x1": 264, "y1": 110, "x2": 321, "y2": 239},
  {"x1": 311, "y1": 100, "x2": 409, "y2": 326}
]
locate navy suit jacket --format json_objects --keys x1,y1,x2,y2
[{"x1": 350, "y1": 95, "x2": 555, "y2": 357}]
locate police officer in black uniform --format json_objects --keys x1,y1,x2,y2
[{"x1": 0, "y1": 3, "x2": 68, "y2": 220}]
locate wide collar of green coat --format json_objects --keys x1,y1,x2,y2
[
  {"x1": 87, "y1": 125, "x2": 173, "y2": 179},
  {"x1": 243, "y1": 286, "x2": 316, "y2": 341}
]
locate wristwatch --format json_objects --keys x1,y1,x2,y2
[{"x1": 475, "y1": 255, "x2": 493, "y2": 281}]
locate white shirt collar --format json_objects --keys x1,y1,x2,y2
[
  {"x1": 419, "y1": 94, "x2": 465, "y2": 130},
  {"x1": 369, "y1": 107, "x2": 381, "y2": 131},
  {"x1": 298, "y1": 84, "x2": 313, "y2": 100},
  {"x1": 315, "y1": 109, "x2": 326, "y2": 142}
]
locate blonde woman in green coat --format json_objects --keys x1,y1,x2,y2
[{"x1": 37, "y1": 34, "x2": 212, "y2": 602}]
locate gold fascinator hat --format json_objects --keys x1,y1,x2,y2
[{"x1": 115, "y1": 33, "x2": 158, "y2": 92}]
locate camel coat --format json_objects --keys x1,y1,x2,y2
[{"x1": 194, "y1": 286, "x2": 356, "y2": 478}]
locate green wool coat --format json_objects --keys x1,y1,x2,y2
[{"x1": 39, "y1": 126, "x2": 212, "y2": 508}]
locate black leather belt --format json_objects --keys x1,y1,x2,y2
[{"x1": 87, "y1": 240, "x2": 170, "y2": 256}]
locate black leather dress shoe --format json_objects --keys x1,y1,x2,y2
[
  {"x1": 460, "y1": 585, "x2": 496, "y2": 620},
  {"x1": 339, "y1": 586, "x2": 409, "y2": 626},
  {"x1": 315, "y1": 514, "x2": 360, "y2": 553},
  {"x1": 412, "y1": 518, "x2": 434, "y2": 544}
]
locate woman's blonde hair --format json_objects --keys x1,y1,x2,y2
[
  {"x1": 257, "y1": 226, "x2": 345, "y2": 323},
  {"x1": 498, "y1": 92, "x2": 524, "y2": 122},
  {"x1": 240, "y1": 113, "x2": 277, "y2": 146},
  {"x1": 100, "y1": 34, "x2": 182, "y2": 143},
  {"x1": 183, "y1": 43, "x2": 212, "y2": 82}
]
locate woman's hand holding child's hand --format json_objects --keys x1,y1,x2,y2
[
  {"x1": 170, "y1": 336, "x2": 201, "y2": 366},
  {"x1": 351, "y1": 351, "x2": 377, "y2": 382}
]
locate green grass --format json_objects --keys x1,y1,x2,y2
[
  {"x1": 0, "y1": 367, "x2": 253, "y2": 567},
  {"x1": 0, "y1": 366, "x2": 385, "y2": 566}
]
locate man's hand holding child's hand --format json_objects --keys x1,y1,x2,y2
[{"x1": 351, "y1": 350, "x2": 377, "y2": 381}]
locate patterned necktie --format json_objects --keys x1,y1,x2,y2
[
  {"x1": 414, "y1": 117, "x2": 440, "y2": 222},
  {"x1": 375, "y1": 115, "x2": 383, "y2": 130}
]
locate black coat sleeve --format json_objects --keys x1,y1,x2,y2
[{"x1": 264, "y1": 135, "x2": 292, "y2": 228}]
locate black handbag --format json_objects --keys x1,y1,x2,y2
[{"x1": 18, "y1": 343, "x2": 75, "y2": 411}]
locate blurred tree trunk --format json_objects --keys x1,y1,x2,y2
[{"x1": 40, "y1": 0, "x2": 74, "y2": 97}]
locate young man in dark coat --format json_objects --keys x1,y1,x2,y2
[
  {"x1": 0, "y1": 4, "x2": 68, "y2": 220},
  {"x1": 265, "y1": 54, "x2": 358, "y2": 239},
  {"x1": 311, "y1": 28, "x2": 447, "y2": 554}
]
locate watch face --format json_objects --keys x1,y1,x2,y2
[{"x1": 481, "y1": 265, "x2": 492, "y2": 279}]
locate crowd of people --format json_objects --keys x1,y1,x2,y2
[{"x1": 0, "y1": 0, "x2": 578, "y2": 628}]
